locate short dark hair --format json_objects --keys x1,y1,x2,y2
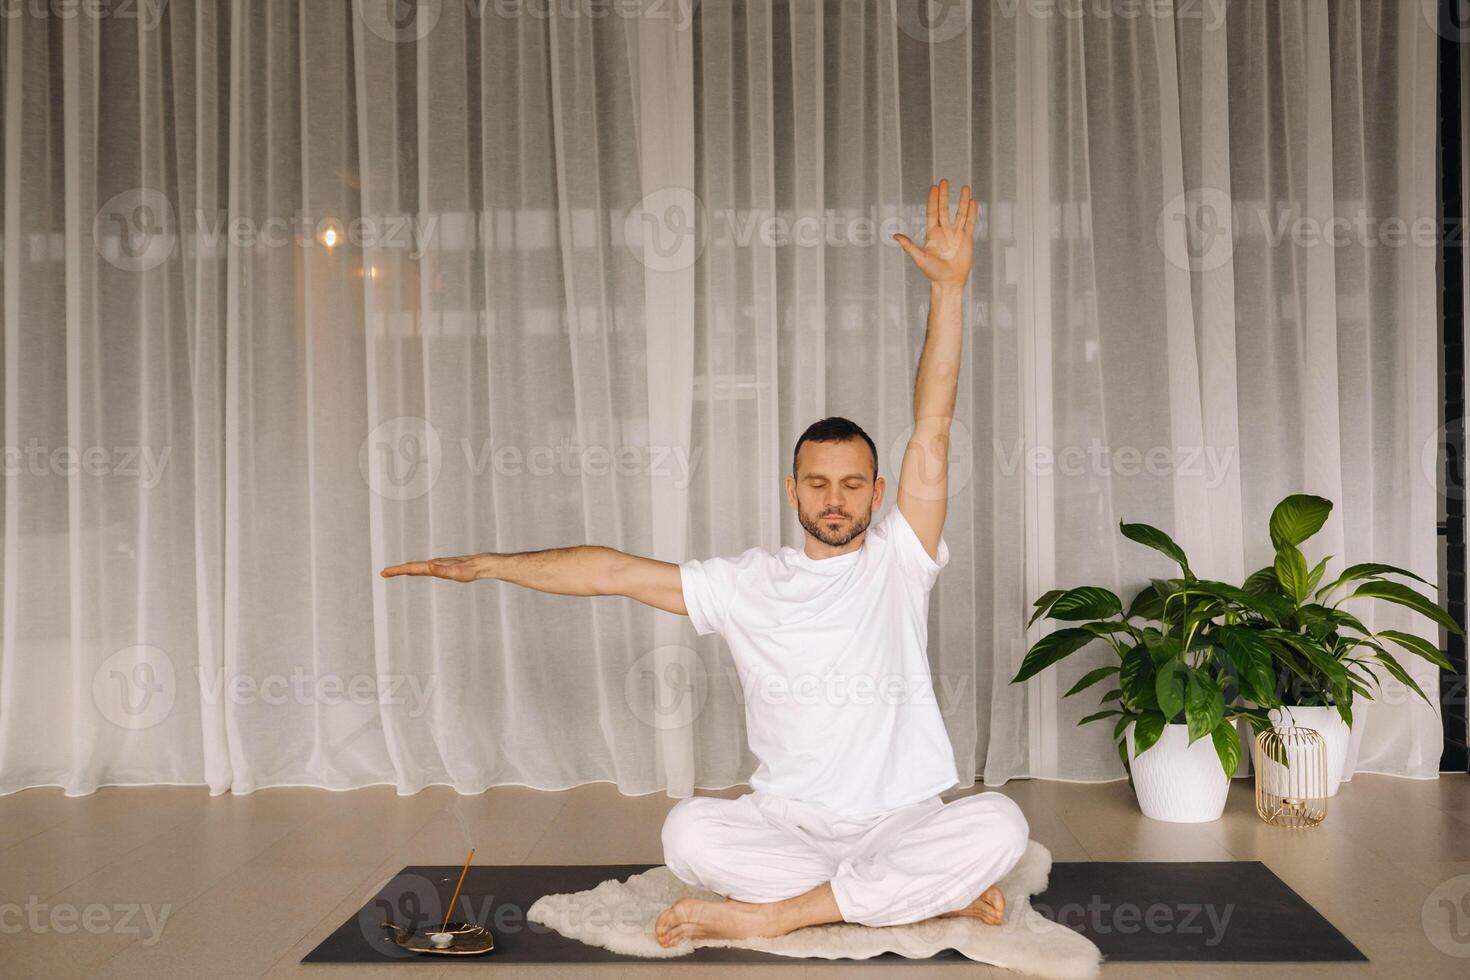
[{"x1": 792, "y1": 417, "x2": 878, "y2": 481}]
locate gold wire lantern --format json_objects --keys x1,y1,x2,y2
[{"x1": 1254, "y1": 726, "x2": 1328, "y2": 828}]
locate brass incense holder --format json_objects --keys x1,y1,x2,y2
[{"x1": 380, "y1": 920, "x2": 495, "y2": 956}]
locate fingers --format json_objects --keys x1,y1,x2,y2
[
  {"x1": 927, "y1": 179, "x2": 976, "y2": 237},
  {"x1": 892, "y1": 232, "x2": 922, "y2": 261},
  {"x1": 381, "y1": 557, "x2": 475, "y2": 580},
  {"x1": 381, "y1": 561, "x2": 433, "y2": 577}
]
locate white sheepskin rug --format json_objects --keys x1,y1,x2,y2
[{"x1": 526, "y1": 841, "x2": 1102, "y2": 979}]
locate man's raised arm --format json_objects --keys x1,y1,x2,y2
[
  {"x1": 381, "y1": 547, "x2": 688, "y2": 616},
  {"x1": 891, "y1": 178, "x2": 975, "y2": 562}
]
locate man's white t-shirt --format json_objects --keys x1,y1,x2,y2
[{"x1": 679, "y1": 504, "x2": 960, "y2": 819}]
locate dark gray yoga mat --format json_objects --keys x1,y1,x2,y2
[{"x1": 302, "y1": 861, "x2": 1366, "y2": 965}]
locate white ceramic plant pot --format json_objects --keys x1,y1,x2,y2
[
  {"x1": 1124, "y1": 722, "x2": 1231, "y2": 823},
  {"x1": 1268, "y1": 705, "x2": 1349, "y2": 797}
]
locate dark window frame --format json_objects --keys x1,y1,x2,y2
[{"x1": 1437, "y1": 0, "x2": 1467, "y2": 773}]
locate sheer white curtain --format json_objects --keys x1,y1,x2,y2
[{"x1": 0, "y1": 0, "x2": 1446, "y2": 797}]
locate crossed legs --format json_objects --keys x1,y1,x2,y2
[
  {"x1": 654, "y1": 790, "x2": 1029, "y2": 947},
  {"x1": 653, "y1": 878, "x2": 1011, "y2": 947}
]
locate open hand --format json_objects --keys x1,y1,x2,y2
[
  {"x1": 893, "y1": 178, "x2": 976, "y2": 289},
  {"x1": 380, "y1": 555, "x2": 484, "y2": 582}
]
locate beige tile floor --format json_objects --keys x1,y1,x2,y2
[{"x1": 1, "y1": 774, "x2": 1468, "y2": 979}]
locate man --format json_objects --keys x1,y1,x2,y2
[{"x1": 381, "y1": 179, "x2": 1029, "y2": 947}]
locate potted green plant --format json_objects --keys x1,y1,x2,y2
[
  {"x1": 1225, "y1": 494, "x2": 1461, "y2": 796},
  {"x1": 1011, "y1": 522, "x2": 1275, "y2": 823}
]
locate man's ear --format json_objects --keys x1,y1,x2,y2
[
  {"x1": 785, "y1": 474, "x2": 797, "y2": 510},
  {"x1": 871, "y1": 475, "x2": 885, "y2": 511}
]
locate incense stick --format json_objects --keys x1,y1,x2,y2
[{"x1": 441, "y1": 847, "x2": 475, "y2": 933}]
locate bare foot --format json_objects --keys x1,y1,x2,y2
[
  {"x1": 938, "y1": 884, "x2": 1006, "y2": 926},
  {"x1": 654, "y1": 896, "x2": 773, "y2": 948}
]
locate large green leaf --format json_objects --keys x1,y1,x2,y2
[
  {"x1": 1131, "y1": 711, "x2": 1167, "y2": 757},
  {"x1": 1376, "y1": 629, "x2": 1453, "y2": 671},
  {"x1": 1348, "y1": 580, "x2": 1465, "y2": 636},
  {"x1": 1251, "y1": 589, "x2": 1297, "y2": 623},
  {"x1": 1150, "y1": 577, "x2": 1187, "y2": 612},
  {"x1": 1268, "y1": 494, "x2": 1333, "y2": 550},
  {"x1": 1301, "y1": 604, "x2": 1370, "y2": 636},
  {"x1": 1262, "y1": 635, "x2": 1315, "y2": 685},
  {"x1": 1027, "y1": 589, "x2": 1067, "y2": 627},
  {"x1": 1064, "y1": 664, "x2": 1121, "y2": 698},
  {"x1": 1048, "y1": 586, "x2": 1125, "y2": 621},
  {"x1": 1078, "y1": 709, "x2": 1124, "y2": 726},
  {"x1": 1274, "y1": 544, "x2": 1311, "y2": 605},
  {"x1": 1314, "y1": 561, "x2": 1432, "y2": 602},
  {"x1": 1342, "y1": 660, "x2": 1382, "y2": 697},
  {"x1": 1185, "y1": 670, "x2": 1224, "y2": 744},
  {"x1": 1144, "y1": 633, "x2": 1183, "y2": 667},
  {"x1": 1273, "y1": 631, "x2": 1349, "y2": 686},
  {"x1": 1119, "y1": 642, "x2": 1159, "y2": 711},
  {"x1": 1080, "y1": 621, "x2": 1137, "y2": 637},
  {"x1": 1214, "y1": 625, "x2": 1279, "y2": 707},
  {"x1": 1125, "y1": 582, "x2": 1165, "y2": 621},
  {"x1": 1210, "y1": 719, "x2": 1242, "y2": 777},
  {"x1": 1190, "y1": 579, "x2": 1283, "y2": 625},
  {"x1": 1155, "y1": 660, "x2": 1189, "y2": 722},
  {"x1": 1183, "y1": 597, "x2": 1226, "y2": 633},
  {"x1": 1368, "y1": 648, "x2": 1433, "y2": 707},
  {"x1": 1305, "y1": 555, "x2": 1332, "y2": 598},
  {"x1": 1011, "y1": 628, "x2": 1098, "y2": 684},
  {"x1": 1243, "y1": 565, "x2": 1284, "y2": 596},
  {"x1": 1296, "y1": 606, "x2": 1337, "y2": 642},
  {"x1": 1120, "y1": 521, "x2": 1193, "y2": 577}
]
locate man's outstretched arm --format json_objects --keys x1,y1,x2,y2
[
  {"x1": 381, "y1": 547, "x2": 689, "y2": 616},
  {"x1": 892, "y1": 178, "x2": 975, "y2": 562}
]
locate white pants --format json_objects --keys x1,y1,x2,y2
[{"x1": 660, "y1": 789, "x2": 1030, "y2": 928}]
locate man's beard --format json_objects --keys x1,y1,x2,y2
[{"x1": 798, "y1": 505, "x2": 872, "y2": 547}]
